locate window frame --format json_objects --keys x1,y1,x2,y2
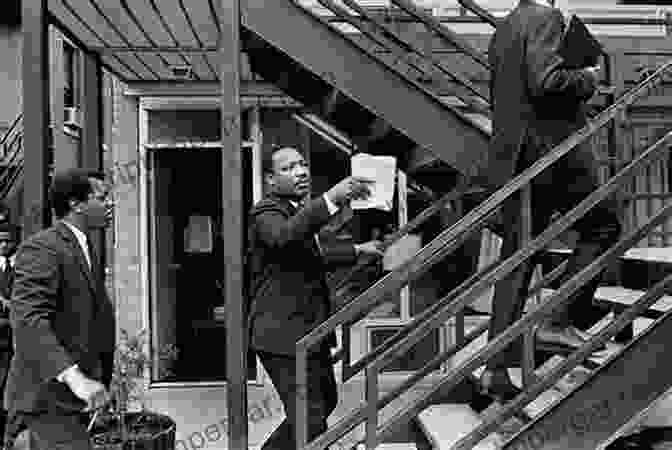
[{"x1": 139, "y1": 97, "x2": 266, "y2": 387}]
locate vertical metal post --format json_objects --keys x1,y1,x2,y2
[
  {"x1": 22, "y1": 0, "x2": 50, "y2": 237},
  {"x1": 220, "y1": 1, "x2": 247, "y2": 449},
  {"x1": 454, "y1": 197, "x2": 465, "y2": 345},
  {"x1": 365, "y1": 366, "x2": 379, "y2": 450},
  {"x1": 296, "y1": 349, "x2": 309, "y2": 450},
  {"x1": 520, "y1": 184, "x2": 536, "y2": 387}
]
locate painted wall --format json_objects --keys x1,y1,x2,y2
[{"x1": 0, "y1": 26, "x2": 21, "y2": 133}]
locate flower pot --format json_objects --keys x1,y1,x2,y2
[{"x1": 90, "y1": 411, "x2": 175, "y2": 450}]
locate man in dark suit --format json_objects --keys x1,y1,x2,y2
[
  {"x1": 5, "y1": 168, "x2": 115, "y2": 449},
  {"x1": 248, "y1": 146, "x2": 384, "y2": 450},
  {"x1": 481, "y1": 0, "x2": 622, "y2": 400},
  {"x1": 0, "y1": 224, "x2": 18, "y2": 448}
]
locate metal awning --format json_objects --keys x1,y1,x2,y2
[{"x1": 48, "y1": 0, "x2": 226, "y2": 82}]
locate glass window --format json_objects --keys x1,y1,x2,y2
[{"x1": 63, "y1": 42, "x2": 79, "y2": 109}]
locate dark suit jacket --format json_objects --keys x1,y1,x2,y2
[
  {"x1": 485, "y1": 0, "x2": 599, "y2": 189},
  {"x1": 4, "y1": 221, "x2": 115, "y2": 414},
  {"x1": 0, "y1": 260, "x2": 14, "y2": 351},
  {"x1": 247, "y1": 194, "x2": 357, "y2": 356}
]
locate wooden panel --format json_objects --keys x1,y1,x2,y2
[
  {"x1": 48, "y1": 0, "x2": 104, "y2": 47},
  {"x1": 181, "y1": 0, "x2": 220, "y2": 47},
  {"x1": 88, "y1": 0, "x2": 150, "y2": 47},
  {"x1": 151, "y1": 0, "x2": 200, "y2": 47},
  {"x1": 112, "y1": 52, "x2": 160, "y2": 80},
  {"x1": 55, "y1": 0, "x2": 127, "y2": 46},
  {"x1": 99, "y1": 53, "x2": 137, "y2": 80},
  {"x1": 124, "y1": 0, "x2": 178, "y2": 46}
]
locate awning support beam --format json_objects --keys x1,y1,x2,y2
[
  {"x1": 221, "y1": 1, "x2": 248, "y2": 449},
  {"x1": 23, "y1": 0, "x2": 51, "y2": 236}
]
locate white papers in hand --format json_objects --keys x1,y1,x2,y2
[{"x1": 350, "y1": 153, "x2": 397, "y2": 211}]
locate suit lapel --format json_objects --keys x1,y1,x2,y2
[{"x1": 55, "y1": 222, "x2": 97, "y2": 295}]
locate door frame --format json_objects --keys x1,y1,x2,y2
[{"x1": 138, "y1": 97, "x2": 265, "y2": 387}]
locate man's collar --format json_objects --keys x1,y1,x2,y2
[{"x1": 62, "y1": 220, "x2": 88, "y2": 242}]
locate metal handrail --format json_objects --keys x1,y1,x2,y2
[
  {"x1": 454, "y1": 270, "x2": 672, "y2": 449},
  {"x1": 331, "y1": 179, "x2": 476, "y2": 298},
  {"x1": 389, "y1": 0, "x2": 489, "y2": 69},
  {"x1": 370, "y1": 131, "x2": 672, "y2": 446},
  {"x1": 291, "y1": 0, "x2": 492, "y2": 136},
  {"x1": 457, "y1": 0, "x2": 499, "y2": 27},
  {"x1": 295, "y1": 59, "x2": 672, "y2": 450},
  {"x1": 297, "y1": 59, "x2": 671, "y2": 355},
  {"x1": 0, "y1": 113, "x2": 23, "y2": 151},
  {"x1": 337, "y1": 0, "x2": 489, "y2": 109},
  {"x1": 341, "y1": 252, "x2": 568, "y2": 383},
  {"x1": 371, "y1": 130, "x2": 672, "y2": 376}
]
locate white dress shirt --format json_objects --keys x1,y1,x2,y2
[
  {"x1": 63, "y1": 221, "x2": 91, "y2": 269},
  {"x1": 57, "y1": 221, "x2": 92, "y2": 382},
  {"x1": 0, "y1": 255, "x2": 15, "y2": 272}
]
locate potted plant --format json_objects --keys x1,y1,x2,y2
[{"x1": 89, "y1": 328, "x2": 179, "y2": 450}]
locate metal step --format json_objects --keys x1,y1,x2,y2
[
  {"x1": 241, "y1": 0, "x2": 490, "y2": 184},
  {"x1": 417, "y1": 404, "x2": 503, "y2": 450},
  {"x1": 503, "y1": 308, "x2": 672, "y2": 449}
]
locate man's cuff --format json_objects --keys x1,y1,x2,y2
[
  {"x1": 56, "y1": 364, "x2": 79, "y2": 383},
  {"x1": 323, "y1": 193, "x2": 340, "y2": 215}
]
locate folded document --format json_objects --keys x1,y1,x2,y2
[{"x1": 350, "y1": 153, "x2": 397, "y2": 211}]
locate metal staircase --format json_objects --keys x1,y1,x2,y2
[
  {"x1": 241, "y1": 0, "x2": 492, "y2": 194},
  {"x1": 236, "y1": 1, "x2": 672, "y2": 449},
  {"x1": 308, "y1": 59, "x2": 672, "y2": 450},
  {"x1": 0, "y1": 114, "x2": 24, "y2": 202}
]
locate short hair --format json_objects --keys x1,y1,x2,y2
[
  {"x1": 49, "y1": 168, "x2": 105, "y2": 219},
  {"x1": 262, "y1": 145, "x2": 304, "y2": 176}
]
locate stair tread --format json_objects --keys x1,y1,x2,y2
[
  {"x1": 375, "y1": 444, "x2": 418, "y2": 450},
  {"x1": 417, "y1": 404, "x2": 503, "y2": 449},
  {"x1": 547, "y1": 246, "x2": 672, "y2": 264},
  {"x1": 539, "y1": 286, "x2": 672, "y2": 312}
]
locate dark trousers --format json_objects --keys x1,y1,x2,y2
[
  {"x1": 257, "y1": 344, "x2": 338, "y2": 450},
  {"x1": 487, "y1": 141, "x2": 622, "y2": 369},
  {"x1": 0, "y1": 348, "x2": 13, "y2": 448},
  {"x1": 13, "y1": 412, "x2": 91, "y2": 450}
]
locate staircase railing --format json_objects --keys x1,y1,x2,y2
[
  {"x1": 294, "y1": 56, "x2": 672, "y2": 450},
  {"x1": 296, "y1": 0, "x2": 492, "y2": 135},
  {"x1": 0, "y1": 114, "x2": 23, "y2": 200}
]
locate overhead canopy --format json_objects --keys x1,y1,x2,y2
[{"x1": 48, "y1": 0, "x2": 227, "y2": 82}]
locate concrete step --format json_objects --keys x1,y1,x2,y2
[
  {"x1": 543, "y1": 247, "x2": 672, "y2": 291},
  {"x1": 417, "y1": 404, "x2": 503, "y2": 450},
  {"x1": 352, "y1": 443, "x2": 419, "y2": 450}
]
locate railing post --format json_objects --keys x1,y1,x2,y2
[
  {"x1": 296, "y1": 348, "x2": 309, "y2": 450},
  {"x1": 520, "y1": 184, "x2": 536, "y2": 387},
  {"x1": 454, "y1": 197, "x2": 465, "y2": 345},
  {"x1": 365, "y1": 366, "x2": 379, "y2": 450}
]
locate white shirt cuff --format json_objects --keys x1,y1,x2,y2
[
  {"x1": 57, "y1": 364, "x2": 79, "y2": 383},
  {"x1": 323, "y1": 193, "x2": 340, "y2": 215}
]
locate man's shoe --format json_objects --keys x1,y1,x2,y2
[
  {"x1": 536, "y1": 325, "x2": 606, "y2": 353},
  {"x1": 479, "y1": 369, "x2": 522, "y2": 403}
]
